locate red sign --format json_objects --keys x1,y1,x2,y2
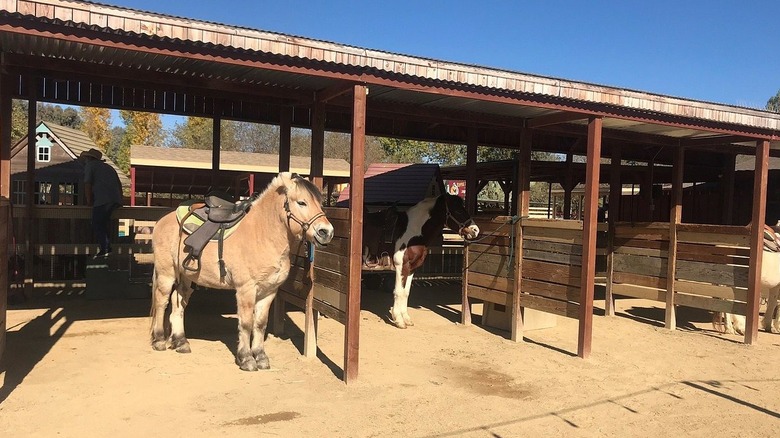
[{"x1": 445, "y1": 180, "x2": 465, "y2": 198}]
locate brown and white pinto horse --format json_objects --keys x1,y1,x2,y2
[
  {"x1": 150, "y1": 173, "x2": 334, "y2": 371},
  {"x1": 363, "y1": 193, "x2": 479, "y2": 328}
]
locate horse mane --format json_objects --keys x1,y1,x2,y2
[{"x1": 252, "y1": 172, "x2": 324, "y2": 206}]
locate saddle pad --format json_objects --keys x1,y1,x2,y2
[{"x1": 175, "y1": 203, "x2": 242, "y2": 240}]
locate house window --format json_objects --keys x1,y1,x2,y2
[
  {"x1": 35, "y1": 181, "x2": 53, "y2": 205},
  {"x1": 36, "y1": 132, "x2": 53, "y2": 163},
  {"x1": 58, "y1": 183, "x2": 77, "y2": 206},
  {"x1": 12, "y1": 180, "x2": 25, "y2": 205}
]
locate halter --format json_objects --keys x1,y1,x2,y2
[
  {"x1": 284, "y1": 195, "x2": 326, "y2": 234},
  {"x1": 443, "y1": 196, "x2": 475, "y2": 232}
]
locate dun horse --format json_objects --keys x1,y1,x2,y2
[
  {"x1": 150, "y1": 172, "x2": 334, "y2": 371},
  {"x1": 363, "y1": 193, "x2": 480, "y2": 328}
]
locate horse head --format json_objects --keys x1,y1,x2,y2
[
  {"x1": 277, "y1": 172, "x2": 334, "y2": 247},
  {"x1": 443, "y1": 193, "x2": 480, "y2": 240}
]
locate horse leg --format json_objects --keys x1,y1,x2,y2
[
  {"x1": 168, "y1": 279, "x2": 194, "y2": 353},
  {"x1": 389, "y1": 260, "x2": 409, "y2": 329},
  {"x1": 764, "y1": 286, "x2": 780, "y2": 333},
  {"x1": 251, "y1": 290, "x2": 276, "y2": 370},
  {"x1": 235, "y1": 285, "x2": 258, "y2": 371},
  {"x1": 400, "y1": 272, "x2": 416, "y2": 327},
  {"x1": 150, "y1": 269, "x2": 174, "y2": 351}
]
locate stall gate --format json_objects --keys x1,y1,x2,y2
[
  {"x1": 465, "y1": 216, "x2": 586, "y2": 351},
  {"x1": 608, "y1": 222, "x2": 750, "y2": 327}
]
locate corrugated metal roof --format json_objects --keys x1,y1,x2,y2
[{"x1": 0, "y1": 0, "x2": 777, "y2": 154}]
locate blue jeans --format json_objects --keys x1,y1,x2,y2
[{"x1": 92, "y1": 203, "x2": 120, "y2": 253}]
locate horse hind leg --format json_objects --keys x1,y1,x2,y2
[
  {"x1": 168, "y1": 279, "x2": 194, "y2": 353},
  {"x1": 251, "y1": 290, "x2": 276, "y2": 370},
  {"x1": 150, "y1": 269, "x2": 174, "y2": 351},
  {"x1": 764, "y1": 287, "x2": 780, "y2": 333}
]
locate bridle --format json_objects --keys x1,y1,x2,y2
[
  {"x1": 443, "y1": 195, "x2": 475, "y2": 234},
  {"x1": 284, "y1": 195, "x2": 326, "y2": 233}
]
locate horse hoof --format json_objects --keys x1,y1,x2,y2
[
  {"x1": 151, "y1": 340, "x2": 167, "y2": 351},
  {"x1": 238, "y1": 358, "x2": 259, "y2": 371},
  {"x1": 175, "y1": 343, "x2": 191, "y2": 354},
  {"x1": 254, "y1": 353, "x2": 270, "y2": 370}
]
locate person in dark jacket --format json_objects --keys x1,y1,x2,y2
[{"x1": 80, "y1": 148, "x2": 123, "y2": 258}]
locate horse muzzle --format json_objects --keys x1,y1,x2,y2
[
  {"x1": 460, "y1": 224, "x2": 480, "y2": 241},
  {"x1": 312, "y1": 223, "x2": 335, "y2": 247}
]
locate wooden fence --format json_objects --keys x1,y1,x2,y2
[
  {"x1": 465, "y1": 216, "x2": 589, "y2": 347},
  {"x1": 607, "y1": 222, "x2": 750, "y2": 324}
]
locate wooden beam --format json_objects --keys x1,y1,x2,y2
[
  {"x1": 527, "y1": 111, "x2": 589, "y2": 129},
  {"x1": 679, "y1": 135, "x2": 758, "y2": 148},
  {"x1": 345, "y1": 84, "x2": 366, "y2": 383},
  {"x1": 578, "y1": 116, "x2": 602, "y2": 359},
  {"x1": 316, "y1": 82, "x2": 355, "y2": 103},
  {"x1": 746, "y1": 140, "x2": 769, "y2": 345}
]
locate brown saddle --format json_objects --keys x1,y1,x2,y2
[
  {"x1": 362, "y1": 205, "x2": 401, "y2": 267},
  {"x1": 180, "y1": 191, "x2": 258, "y2": 277},
  {"x1": 763, "y1": 224, "x2": 780, "y2": 253}
]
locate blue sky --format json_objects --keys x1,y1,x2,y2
[{"x1": 104, "y1": 0, "x2": 778, "y2": 110}]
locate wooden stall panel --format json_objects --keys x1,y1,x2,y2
[
  {"x1": 519, "y1": 218, "x2": 582, "y2": 319},
  {"x1": 466, "y1": 216, "x2": 514, "y2": 306},
  {"x1": 312, "y1": 207, "x2": 350, "y2": 322},
  {"x1": 673, "y1": 225, "x2": 750, "y2": 315},
  {"x1": 611, "y1": 222, "x2": 669, "y2": 303}
]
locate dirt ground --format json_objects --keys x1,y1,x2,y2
[{"x1": 1, "y1": 281, "x2": 779, "y2": 438}]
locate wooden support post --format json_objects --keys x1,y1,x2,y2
[
  {"x1": 511, "y1": 129, "x2": 531, "y2": 342},
  {"x1": 1, "y1": 73, "x2": 12, "y2": 199},
  {"x1": 746, "y1": 140, "x2": 769, "y2": 345},
  {"x1": 563, "y1": 152, "x2": 574, "y2": 219},
  {"x1": 578, "y1": 117, "x2": 602, "y2": 359},
  {"x1": 721, "y1": 154, "x2": 736, "y2": 225},
  {"x1": 271, "y1": 106, "x2": 293, "y2": 338},
  {"x1": 303, "y1": 100, "x2": 326, "y2": 358},
  {"x1": 605, "y1": 146, "x2": 621, "y2": 317},
  {"x1": 24, "y1": 77, "x2": 37, "y2": 292},
  {"x1": 279, "y1": 106, "x2": 292, "y2": 172},
  {"x1": 665, "y1": 147, "x2": 684, "y2": 330},
  {"x1": 462, "y1": 128, "x2": 478, "y2": 326},
  {"x1": 345, "y1": 84, "x2": 366, "y2": 383},
  {"x1": 0, "y1": 73, "x2": 10, "y2": 361},
  {"x1": 211, "y1": 101, "x2": 222, "y2": 190},
  {"x1": 130, "y1": 167, "x2": 136, "y2": 206},
  {"x1": 310, "y1": 101, "x2": 325, "y2": 187}
]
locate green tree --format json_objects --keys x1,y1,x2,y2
[
  {"x1": 10, "y1": 101, "x2": 83, "y2": 143},
  {"x1": 168, "y1": 116, "x2": 213, "y2": 149},
  {"x1": 768, "y1": 90, "x2": 780, "y2": 113},
  {"x1": 117, "y1": 110, "x2": 164, "y2": 173}
]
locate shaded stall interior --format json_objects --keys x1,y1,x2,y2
[{"x1": 0, "y1": 0, "x2": 778, "y2": 382}]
